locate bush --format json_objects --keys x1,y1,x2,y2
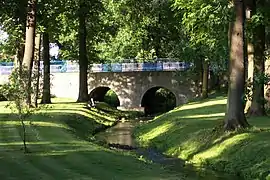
[
  {"x1": 0, "y1": 85, "x2": 8, "y2": 101},
  {"x1": 0, "y1": 93, "x2": 7, "y2": 101},
  {"x1": 104, "y1": 90, "x2": 120, "y2": 108}
]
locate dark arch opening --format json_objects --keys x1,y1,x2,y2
[
  {"x1": 89, "y1": 87, "x2": 120, "y2": 108},
  {"x1": 141, "y1": 87, "x2": 176, "y2": 116}
]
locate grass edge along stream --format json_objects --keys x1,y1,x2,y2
[{"x1": 134, "y1": 96, "x2": 270, "y2": 180}]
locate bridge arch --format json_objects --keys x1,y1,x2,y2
[
  {"x1": 141, "y1": 86, "x2": 177, "y2": 115},
  {"x1": 89, "y1": 86, "x2": 120, "y2": 107}
]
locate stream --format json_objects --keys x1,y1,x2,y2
[{"x1": 95, "y1": 119, "x2": 242, "y2": 180}]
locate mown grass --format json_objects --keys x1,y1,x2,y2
[
  {"x1": 134, "y1": 96, "x2": 270, "y2": 180},
  {"x1": 0, "y1": 98, "x2": 185, "y2": 180}
]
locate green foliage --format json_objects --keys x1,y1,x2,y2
[
  {"x1": 0, "y1": 67, "x2": 38, "y2": 153},
  {"x1": 0, "y1": 0, "x2": 27, "y2": 56},
  {"x1": 173, "y1": 0, "x2": 231, "y2": 78},
  {"x1": 0, "y1": 85, "x2": 7, "y2": 101},
  {"x1": 96, "y1": 0, "x2": 188, "y2": 61},
  {"x1": 1, "y1": 67, "x2": 30, "y2": 111},
  {"x1": 245, "y1": 73, "x2": 270, "y2": 103},
  {"x1": 52, "y1": 0, "x2": 105, "y2": 62},
  {"x1": 104, "y1": 89, "x2": 120, "y2": 108}
]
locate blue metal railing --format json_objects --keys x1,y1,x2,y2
[{"x1": 0, "y1": 60, "x2": 190, "y2": 75}]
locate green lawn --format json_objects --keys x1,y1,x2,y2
[
  {"x1": 0, "y1": 98, "x2": 184, "y2": 180},
  {"x1": 135, "y1": 96, "x2": 270, "y2": 180}
]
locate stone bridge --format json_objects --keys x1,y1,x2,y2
[
  {"x1": 88, "y1": 71, "x2": 195, "y2": 111},
  {"x1": 0, "y1": 61, "x2": 196, "y2": 111},
  {"x1": 43, "y1": 71, "x2": 195, "y2": 111},
  {"x1": 1, "y1": 60, "x2": 270, "y2": 111}
]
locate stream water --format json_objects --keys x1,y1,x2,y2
[{"x1": 95, "y1": 120, "x2": 242, "y2": 180}]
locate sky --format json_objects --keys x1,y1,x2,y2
[{"x1": 49, "y1": 43, "x2": 60, "y2": 59}]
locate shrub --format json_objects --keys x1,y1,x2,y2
[
  {"x1": 104, "y1": 90, "x2": 120, "y2": 108},
  {"x1": 0, "y1": 85, "x2": 7, "y2": 101}
]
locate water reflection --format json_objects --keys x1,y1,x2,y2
[{"x1": 96, "y1": 121, "x2": 136, "y2": 147}]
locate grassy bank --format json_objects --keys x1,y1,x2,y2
[
  {"x1": 0, "y1": 98, "x2": 183, "y2": 180},
  {"x1": 135, "y1": 96, "x2": 270, "y2": 180}
]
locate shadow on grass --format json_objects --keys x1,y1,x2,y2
[
  {"x1": 201, "y1": 130, "x2": 270, "y2": 179},
  {"x1": 0, "y1": 122, "x2": 185, "y2": 180},
  {"x1": 0, "y1": 99, "x2": 248, "y2": 180},
  {"x1": 135, "y1": 96, "x2": 270, "y2": 179},
  {"x1": 0, "y1": 113, "x2": 113, "y2": 143},
  {"x1": 0, "y1": 137, "x2": 238, "y2": 180}
]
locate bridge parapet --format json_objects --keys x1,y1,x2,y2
[
  {"x1": 90, "y1": 62, "x2": 190, "y2": 73},
  {"x1": 0, "y1": 60, "x2": 191, "y2": 75}
]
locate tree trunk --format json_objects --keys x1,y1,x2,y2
[
  {"x1": 14, "y1": 0, "x2": 26, "y2": 68},
  {"x1": 209, "y1": 70, "x2": 218, "y2": 91},
  {"x1": 215, "y1": 74, "x2": 221, "y2": 92},
  {"x1": 224, "y1": 0, "x2": 249, "y2": 131},
  {"x1": 41, "y1": 32, "x2": 51, "y2": 104},
  {"x1": 244, "y1": 43, "x2": 254, "y2": 113},
  {"x1": 33, "y1": 34, "x2": 41, "y2": 107},
  {"x1": 194, "y1": 57, "x2": 203, "y2": 97},
  {"x1": 21, "y1": 116, "x2": 28, "y2": 153},
  {"x1": 22, "y1": 0, "x2": 37, "y2": 106},
  {"x1": 248, "y1": 0, "x2": 266, "y2": 116},
  {"x1": 202, "y1": 60, "x2": 209, "y2": 98},
  {"x1": 77, "y1": 2, "x2": 89, "y2": 102},
  {"x1": 15, "y1": 45, "x2": 24, "y2": 68}
]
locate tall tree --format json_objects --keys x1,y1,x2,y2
[
  {"x1": 33, "y1": 33, "x2": 41, "y2": 107},
  {"x1": 41, "y1": 32, "x2": 51, "y2": 104},
  {"x1": 224, "y1": 0, "x2": 249, "y2": 130},
  {"x1": 22, "y1": 0, "x2": 37, "y2": 106},
  {"x1": 52, "y1": 0, "x2": 103, "y2": 101},
  {"x1": 77, "y1": 0, "x2": 89, "y2": 102},
  {"x1": 202, "y1": 60, "x2": 209, "y2": 98},
  {"x1": 247, "y1": 0, "x2": 266, "y2": 116},
  {"x1": 37, "y1": 0, "x2": 64, "y2": 104},
  {"x1": 23, "y1": 0, "x2": 37, "y2": 69}
]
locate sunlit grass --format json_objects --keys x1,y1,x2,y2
[
  {"x1": 176, "y1": 98, "x2": 227, "y2": 111},
  {"x1": 135, "y1": 96, "x2": 270, "y2": 179},
  {"x1": 0, "y1": 120, "x2": 70, "y2": 129},
  {"x1": 140, "y1": 121, "x2": 176, "y2": 142},
  {"x1": 193, "y1": 133, "x2": 250, "y2": 161},
  {"x1": 181, "y1": 113, "x2": 225, "y2": 119},
  {"x1": 0, "y1": 99, "x2": 184, "y2": 180}
]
